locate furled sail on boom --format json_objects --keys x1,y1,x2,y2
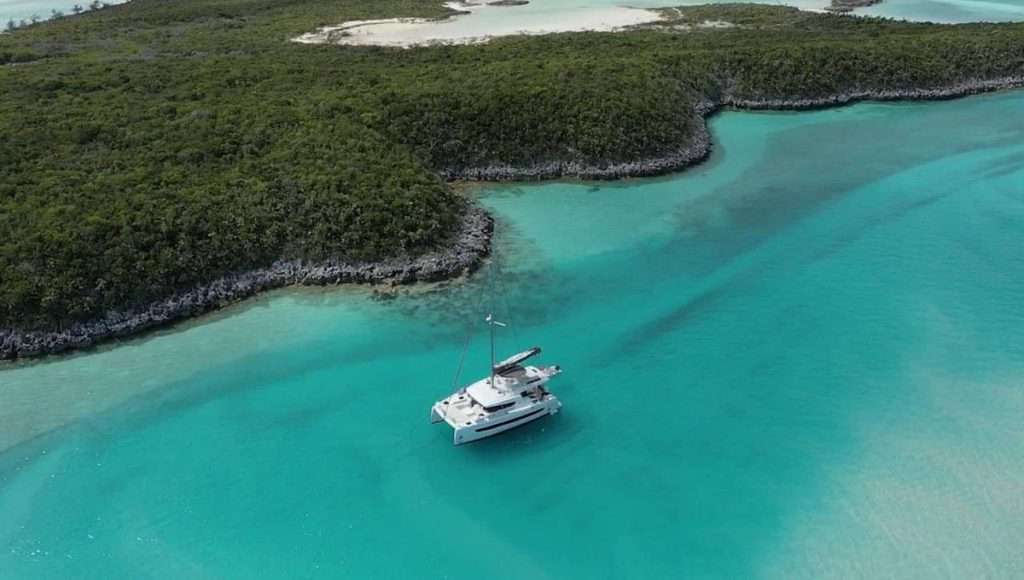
[{"x1": 493, "y1": 347, "x2": 541, "y2": 376}]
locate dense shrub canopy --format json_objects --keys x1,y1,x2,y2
[{"x1": 1, "y1": 1, "x2": 1023, "y2": 329}]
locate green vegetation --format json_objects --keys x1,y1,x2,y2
[{"x1": 2, "y1": 1, "x2": 1023, "y2": 330}]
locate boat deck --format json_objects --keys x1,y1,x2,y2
[{"x1": 435, "y1": 391, "x2": 486, "y2": 427}]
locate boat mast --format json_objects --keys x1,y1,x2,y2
[{"x1": 486, "y1": 313, "x2": 505, "y2": 386}]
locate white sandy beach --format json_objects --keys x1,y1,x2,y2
[
  {"x1": 291, "y1": 0, "x2": 1024, "y2": 47},
  {"x1": 293, "y1": 1, "x2": 664, "y2": 47}
]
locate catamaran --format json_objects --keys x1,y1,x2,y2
[{"x1": 431, "y1": 314, "x2": 562, "y2": 445}]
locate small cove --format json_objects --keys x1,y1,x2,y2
[
  {"x1": 289, "y1": 0, "x2": 1024, "y2": 47},
  {"x1": 6, "y1": 0, "x2": 1024, "y2": 41}
]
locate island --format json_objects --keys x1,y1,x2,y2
[
  {"x1": 826, "y1": 0, "x2": 883, "y2": 14},
  {"x1": 2, "y1": 2, "x2": 1023, "y2": 359}
]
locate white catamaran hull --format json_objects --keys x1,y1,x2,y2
[
  {"x1": 432, "y1": 329, "x2": 563, "y2": 446},
  {"x1": 433, "y1": 398, "x2": 561, "y2": 445}
]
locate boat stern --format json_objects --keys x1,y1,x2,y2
[
  {"x1": 430, "y1": 403, "x2": 444, "y2": 424},
  {"x1": 431, "y1": 397, "x2": 469, "y2": 429},
  {"x1": 453, "y1": 425, "x2": 481, "y2": 446}
]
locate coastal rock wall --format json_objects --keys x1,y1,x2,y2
[
  {"x1": 825, "y1": 0, "x2": 883, "y2": 13},
  {"x1": 0, "y1": 207, "x2": 492, "y2": 360},
  {"x1": 443, "y1": 77, "x2": 1024, "y2": 183},
  {"x1": 6, "y1": 78, "x2": 1024, "y2": 361},
  {"x1": 720, "y1": 77, "x2": 1024, "y2": 110},
  {"x1": 440, "y1": 115, "x2": 712, "y2": 181}
]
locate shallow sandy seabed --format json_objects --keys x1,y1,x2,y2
[{"x1": 292, "y1": 1, "x2": 664, "y2": 47}]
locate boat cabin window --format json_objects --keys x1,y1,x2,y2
[{"x1": 483, "y1": 401, "x2": 516, "y2": 413}]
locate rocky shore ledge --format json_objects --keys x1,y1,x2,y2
[
  {"x1": 719, "y1": 76, "x2": 1024, "y2": 111},
  {"x1": 826, "y1": 0, "x2": 882, "y2": 14},
  {"x1": 6, "y1": 78, "x2": 1023, "y2": 361},
  {"x1": 0, "y1": 206, "x2": 493, "y2": 361},
  {"x1": 444, "y1": 77, "x2": 1024, "y2": 183},
  {"x1": 441, "y1": 116, "x2": 712, "y2": 181}
]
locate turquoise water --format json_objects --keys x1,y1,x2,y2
[
  {"x1": 0, "y1": 0, "x2": 125, "y2": 24},
  {"x1": 860, "y1": 0, "x2": 1024, "y2": 21},
  {"x1": 2, "y1": 91, "x2": 1024, "y2": 577},
  {"x1": 4, "y1": 0, "x2": 1024, "y2": 28},
  {"x1": 355, "y1": 0, "x2": 1024, "y2": 43},
  {"x1": 494, "y1": 0, "x2": 1024, "y2": 23}
]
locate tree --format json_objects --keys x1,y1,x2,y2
[
  {"x1": 88, "y1": 0, "x2": 101, "y2": 10},
  {"x1": 72, "y1": 4, "x2": 84, "y2": 14},
  {"x1": 4, "y1": 19, "x2": 15, "y2": 32},
  {"x1": 51, "y1": 9, "x2": 65, "y2": 19},
  {"x1": 30, "y1": 14, "x2": 40, "y2": 24}
]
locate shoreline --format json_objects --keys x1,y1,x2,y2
[
  {"x1": 444, "y1": 76, "x2": 1024, "y2": 182},
  {"x1": 4, "y1": 78, "x2": 1023, "y2": 361},
  {"x1": 292, "y1": 2, "x2": 664, "y2": 47},
  {"x1": 717, "y1": 77, "x2": 1024, "y2": 110},
  {"x1": 825, "y1": 0, "x2": 883, "y2": 13},
  {"x1": 2, "y1": 0, "x2": 129, "y2": 31},
  {"x1": 0, "y1": 206, "x2": 492, "y2": 361},
  {"x1": 441, "y1": 115, "x2": 713, "y2": 181}
]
